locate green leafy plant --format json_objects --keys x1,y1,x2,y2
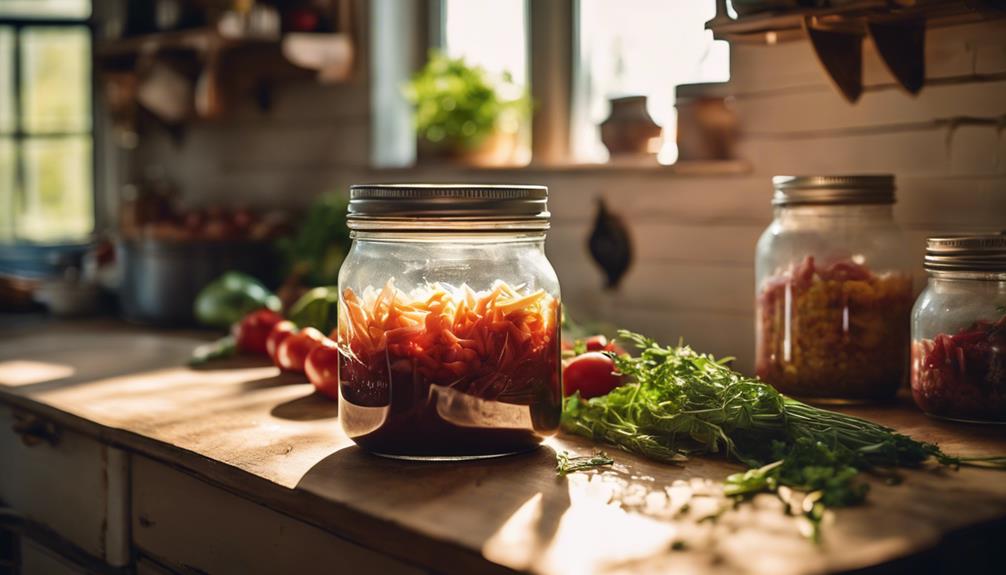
[
  {"x1": 275, "y1": 192, "x2": 350, "y2": 287},
  {"x1": 405, "y1": 51, "x2": 528, "y2": 152}
]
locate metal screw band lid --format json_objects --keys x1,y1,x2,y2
[
  {"x1": 772, "y1": 175, "x2": 896, "y2": 206},
  {"x1": 924, "y1": 233, "x2": 1006, "y2": 272},
  {"x1": 347, "y1": 184, "x2": 550, "y2": 231}
]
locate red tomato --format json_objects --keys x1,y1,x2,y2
[
  {"x1": 563, "y1": 352, "x2": 623, "y2": 399},
  {"x1": 266, "y1": 321, "x2": 298, "y2": 363},
  {"x1": 584, "y1": 335, "x2": 609, "y2": 352},
  {"x1": 277, "y1": 327, "x2": 326, "y2": 373},
  {"x1": 605, "y1": 341, "x2": 628, "y2": 356},
  {"x1": 233, "y1": 309, "x2": 284, "y2": 356},
  {"x1": 305, "y1": 339, "x2": 340, "y2": 400}
]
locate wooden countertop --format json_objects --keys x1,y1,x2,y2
[{"x1": 2, "y1": 321, "x2": 1006, "y2": 574}]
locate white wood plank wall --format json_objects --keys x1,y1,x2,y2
[{"x1": 137, "y1": 17, "x2": 1006, "y2": 373}]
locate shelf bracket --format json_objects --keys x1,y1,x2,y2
[
  {"x1": 868, "y1": 18, "x2": 927, "y2": 95},
  {"x1": 804, "y1": 16, "x2": 864, "y2": 103}
]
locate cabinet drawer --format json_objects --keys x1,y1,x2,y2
[
  {"x1": 132, "y1": 457, "x2": 427, "y2": 575},
  {"x1": 19, "y1": 539, "x2": 89, "y2": 575},
  {"x1": 0, "y1": 405, "x2": 129, "y2": 566},
  {"x1": 136, "y1": 556, "x2": 176, "y2": 575}
]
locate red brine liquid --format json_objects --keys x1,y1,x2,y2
[
  {"x1": 337, "y1": 281, "x2": 561, "y2": 457},
  {"x1": 912, "y1": 312, "x2": 1006, "y2": 422}
]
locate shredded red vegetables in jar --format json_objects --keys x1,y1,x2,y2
[
  {"x1": 912, "y1": 312, "x2": 1006, "y2": 422},
  {"x1": 337, "y1": 280, "x2": 561, "y2": 456},
  {"x1": 756, "y1": 256, "x2": 914, "y2": 400}
]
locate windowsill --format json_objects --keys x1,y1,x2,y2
[{"x1": 366, "y1": 159, "x2": 751, "y2": 177}]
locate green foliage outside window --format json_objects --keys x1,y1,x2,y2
[{"x1": 404, "y1": 51, "x2": 529, "y2": 152}]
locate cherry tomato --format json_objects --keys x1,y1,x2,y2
[
  {"x1": 276, "y1": 327, "x2": 326, "y2": 373},
  {"x1": 266, "y1": 321, "x2": 298, "y2": 364},
  {"x1": 584, "y1": 335, "x2": 608, "y2": 352},
  {"x1": 233, "y1": 309, "x2": 284, "y2": 356},
  {"x1": 305, "y1": 338, "x2": 339, "y2": 400},
  {"x1": 563, "y1": 352, "x2": 623, "y2": 399},
  {"x1": 583, "y1": 335, "x2": 627, "y2": 356}
]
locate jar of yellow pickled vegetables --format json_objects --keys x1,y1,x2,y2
[
  {"x1": 754, "y1": 175, "x2": 913, "y2": 402},
  {"x1": 337, "y1": 184, "x2": 561, "y2": 459}
]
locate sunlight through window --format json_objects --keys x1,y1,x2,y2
[{"x1": 573, "y1": 0, "x2": 729, "y2": 164}]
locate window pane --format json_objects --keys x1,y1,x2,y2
[
  {"x1": 0, "y1": 138, "x2": 14, "y2": 241},
  {"x1": 0, "y1": 0, "x2": 90, "y2": 19},
  {"x1": 19, "y1": 137, "x2": 92, "y2": 242},
  {"x1": 442, "y1": 0, "x2": 530, "y2": 164},
  {"x1": 0, "y1": 27, "x2": 13, "y2": 134},
  {"x1": 21, "y1": 26, "x2": 91, "y2": 134},
  {"x1": 574, "y1": 0, "x2": 729, "y2": 163},
  {"x1": 443, "y1": 0, "x2": 527, "y2": 90}
]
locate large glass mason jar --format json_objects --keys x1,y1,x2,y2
[
  {"x1": 337, "y1": 184, "x2": 562, "y2": 459},
  {"x1": 754, "y1": 175, "x2": 913, "y2": 402},
  {"x1": 911, "y1": 235, "x2": 1006, "y2": 423}
]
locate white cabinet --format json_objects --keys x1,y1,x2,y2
[
  {"x1": 0, "y1": 405, "x2": 130, "y2": 567},
  {"x1": 131, "y1": 457, "x2": 426, "y2": 575},
  {"x1": 18, "y1": 540, "x2": 90, "y2": 575}
]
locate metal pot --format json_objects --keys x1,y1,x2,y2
[{"x1": 118, "y1": 238, "x2": 276, "y2": 326}]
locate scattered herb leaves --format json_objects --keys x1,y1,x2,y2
[{"x1": 555, "y1": 450, "x2": 615, "y2": 476}]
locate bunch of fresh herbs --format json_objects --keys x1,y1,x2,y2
[{"x1": 561, "y1": 330, "x2": 1006, "y2": 538}]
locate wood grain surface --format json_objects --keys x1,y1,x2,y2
[{"x1": 2, "y1": 322, "x2": 1006, "y2": 575}]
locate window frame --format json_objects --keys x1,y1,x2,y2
[{"x1": 0, "y1": 11, "x2": 96, "y2": 245}]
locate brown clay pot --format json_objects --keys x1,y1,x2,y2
[{"x1": 599, "y1": 95, "x2": 662, "y2": 157}]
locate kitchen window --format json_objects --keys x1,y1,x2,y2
[
  {"x1": 0, "y1": 0, "x2": 94, "y2": 244},
  {"x1": 372, "y1": 0, "x2": 729, "y2": 168}
]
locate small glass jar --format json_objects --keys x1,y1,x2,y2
[
  {"x1": 337, "y1": 184, "x2": 562, "y2": 459},
  {"x1": 911, "y1": 235, "x2": 1006, "y2": 423},
  {"x1": 754, "y1": 175, "x2": 913, "y2": 402}
]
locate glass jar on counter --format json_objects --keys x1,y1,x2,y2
[
  {"x1": 911, "y1": 235, "x2": 1006, "y2": 423},
  {"x1": 337, "y1": 184, "x2": 562, "y2": 459},
  {"x1": 754, "y1": 175, "x2": 914, "y2": 402}
]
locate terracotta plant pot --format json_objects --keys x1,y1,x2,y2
[{"x1": 416, "y1": 130, "x2": 521, "y2": 167}]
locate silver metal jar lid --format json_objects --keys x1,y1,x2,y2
[
  {"x1": 772, "y1": 175, "x2": 895, "y2": 207},
  {"x1": 925, "y1": 233, "x2": 1006, "y2": 273},
  {"x1": 347, "y1": 184, "x2": 550, "y2": 231}
]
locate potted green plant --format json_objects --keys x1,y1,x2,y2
[{"x1": 405, "y1": 51, "x2": 529, "y2": 165}]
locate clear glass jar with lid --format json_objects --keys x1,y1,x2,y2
[
  {"x1": 337, "y1": 184, "x2": 562, "y2": 459},
  {"x1": 911, "y1": 234, "x2": 1006, "y2": 423},
  {"x1": 754, "y1": 175, "x2": 914, "y2": 402}
]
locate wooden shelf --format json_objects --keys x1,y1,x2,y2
[
  {"x1": 97, "y1": 28, "x2": 354, "y2": 81},
  {"x1": 707, "y1": 0, "x2": 1003, "y2": 44},
  {"x1": 367, "y1": 159, "x2": 752, "y2": 177},
  {"x1": 707, "y1": 0, "x2": 1004, "y2": 101},
  {"x1": 97, "y1": 28, "x2": 274, "y2": 59}
]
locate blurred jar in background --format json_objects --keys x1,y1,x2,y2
[{"x1": 912, "y1": 235, "x2": 1006, "y2": 423}]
